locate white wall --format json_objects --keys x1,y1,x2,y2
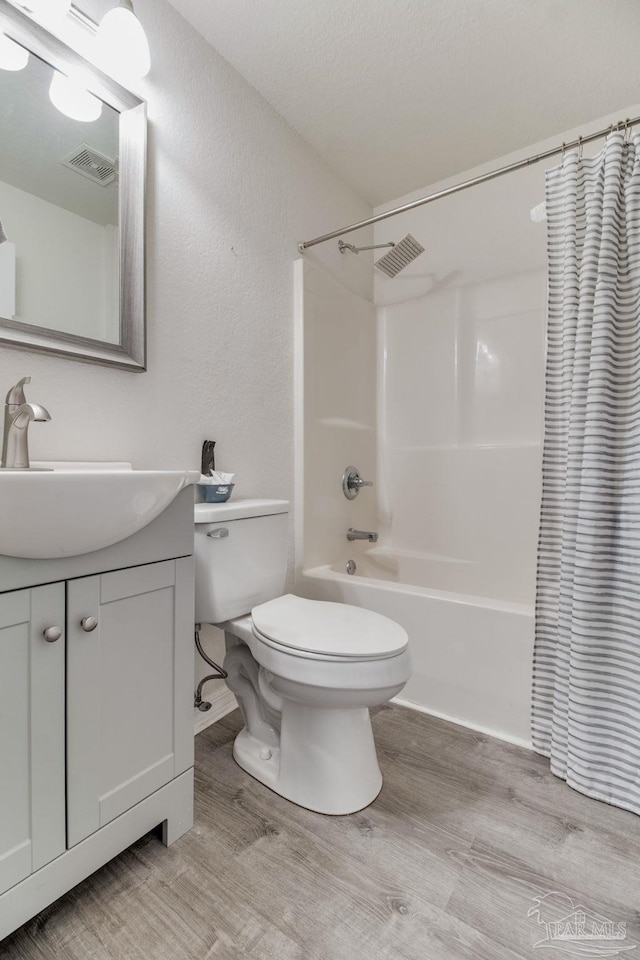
[
  {"x1": 0, "y1": 0, "x2": 372, "y2": 709},
  {"x1": 0, "y1": 0, "x2": 372, "y2": 473},
  {"x1": 0, "y1": 242, "x2": 16, "y2": 320},
  {"x1": 0, "y1": 179, "x2": 115, "y2": 340}
]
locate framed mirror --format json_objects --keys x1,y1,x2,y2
[{"x1": 0, "y1": 0, "x2": 146, "y2": 370}]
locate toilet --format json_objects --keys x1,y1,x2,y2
[{"x1": 194, "y1": 499, "x2": 411, "y2": 815}]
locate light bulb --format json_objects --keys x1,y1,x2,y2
[
  {"x1": 49, "y1": 72, "x2": 103, "y2": 123},
  {"x1": 95, "y1": 1, "x2": 151, "y2": 79},
  {"x1": 18, "y1": 0, "x2": 71, "y2": 21},
  {"x1": 0, "y1": 33, "x2": 29, "y2": 71}
]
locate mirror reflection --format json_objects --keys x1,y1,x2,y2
[{"x1": 0, "y1": 45, "x2": 120, "y2": 343}]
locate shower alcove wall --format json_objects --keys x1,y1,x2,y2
[
  {"x1": 295, "y1": 252, "x2": 544, "y2": 745},
  {"x1": 295, "y1": 144, "x2": 553, "y2": 746},
  {"x1": 295, "y1": 106, "x2": 640, "y2": 745}
]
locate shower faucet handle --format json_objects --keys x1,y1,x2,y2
[{"x1": 342, "y1": 466, "x2": 374, "y2": 500}]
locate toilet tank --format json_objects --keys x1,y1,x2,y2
[{"x1": 194, "y1": 499, "x2": 289, "y2": 624}]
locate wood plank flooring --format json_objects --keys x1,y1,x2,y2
[{"x1": 3, "y1": 704, "x2": 640, "y2": 959}]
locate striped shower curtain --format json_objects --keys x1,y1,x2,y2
[{"x1": 532, "y1": 131, "x2": 640, "y2": 815}]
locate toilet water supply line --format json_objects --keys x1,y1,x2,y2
[{"x1": 194, "y1": 624, "x2": 228, "y2": 712}]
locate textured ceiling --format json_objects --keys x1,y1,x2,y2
[{"x1": 165, "y1": 0, "x2": 640, "y2": 205}]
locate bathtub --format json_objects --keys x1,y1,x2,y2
[{"x1": 297, "y1": 547, "x2": 534, "y2": 747}]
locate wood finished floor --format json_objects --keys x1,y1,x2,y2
[{"x1": 3, "y1": 704, "x2": 640, "y2": 960}]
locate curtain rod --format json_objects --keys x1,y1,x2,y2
[{"x1": 298, "y1": 116, "x2": 640, "y2": 252}]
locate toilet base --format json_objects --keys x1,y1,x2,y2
[{"x1": 232, "y1": 701, "x2": 383, "y2": 815}]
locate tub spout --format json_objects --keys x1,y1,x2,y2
[{"x1": 347, "y1": 528, "x2": 378, "y2": 543}]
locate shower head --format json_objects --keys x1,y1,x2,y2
[{"x1": 375, "y1": 234, "x2": 424, "y2": 278}]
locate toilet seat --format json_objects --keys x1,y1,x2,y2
[{"x1": 251, "y1": 594, "x2": 408, "y2": 661}]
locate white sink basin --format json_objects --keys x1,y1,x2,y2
[{"x1": 0, "y1": 462, "x2": 200, "y2": 559}]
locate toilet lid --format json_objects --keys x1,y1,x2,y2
[{"x1": 251, "y1": 594, "x2": 408, "y2": 659}]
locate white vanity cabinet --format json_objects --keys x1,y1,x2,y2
[
  {"x1": 0, "y1": 584, "x2": 66, "y2": 896},
  {"x1": 0, "y1": 488, "x2": 195, "y2": 942},
  {"x1": 66, "y1": 559, "x2": 193, "y2": 847}
]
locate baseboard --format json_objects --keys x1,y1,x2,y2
[
  {"x1": 391, "y1": 695, "x2": 533, "y2": 751},
  {"x1": 192, "y1": 687, "x2": 531, "y2": 748},
  {"x1": 194, "y1": 684, "x2": 237, "y2": 734}
]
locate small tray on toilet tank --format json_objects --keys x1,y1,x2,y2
[{"x1": 199, "y1": 483, "x2": 234, "y2": 503}]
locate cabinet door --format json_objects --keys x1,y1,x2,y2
[
  {"x1": 67, "y1": 557, "x2": 194, "y2": 847},
  {"x1": 0, "y1": 585, "x2": 66, "y2": 896}
]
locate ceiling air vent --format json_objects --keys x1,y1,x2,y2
[{"x1": 61, "y1": 144, "x2": 118, "y2": 186}]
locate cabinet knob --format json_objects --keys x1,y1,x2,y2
[
  {"x1": 43, "y1": 626, "x2": 62, "y2": 643},
  {"x1": 81, "y1": 616, "x2": 98, "y2": 633}
]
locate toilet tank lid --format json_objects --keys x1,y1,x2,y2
[{"x1": 194, "y1": 498, "x2": 289, "y2": 523}]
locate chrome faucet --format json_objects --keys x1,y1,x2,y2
[
  {"x1": 1, "y1": 377, "x2": 51, "y2": 469},
  {"x1": 347, "y1": 528, "x2": 378, "y2": 543}
]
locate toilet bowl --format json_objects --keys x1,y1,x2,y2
[{"x1": 194, "y1": 499, "x2": 411, "y2": 815}]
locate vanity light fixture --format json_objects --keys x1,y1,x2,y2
[
  {"x1": 0, "y1": 32, "x2": 29, "y2": 70},
  {"x1": 49, "y1": 70, "x2": 103, "y2": 122},
  {"x1": 95, "y1": 0, "x2": 150, "y2": 79}
]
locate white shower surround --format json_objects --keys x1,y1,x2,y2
[
  {"x1": 295, "y1": 190, "x2": 547, "y2": 745},
  {"x1": 296, "y1": 106, "x2": 640, "y2": 747}
]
